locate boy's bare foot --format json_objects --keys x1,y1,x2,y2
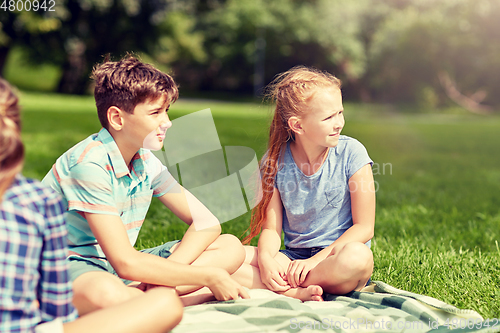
[
  {"x1": 178, "y1": 286, "x2": 218, "y2": 307},
  {"x1": 180, "y1": 292, "x2": 216, "y2": 307},
  {"x1": 283, "y1": 285, "x2": 324, "y2": 302}
]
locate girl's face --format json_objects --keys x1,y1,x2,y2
[{"x1": 298, "y1": 87, "x2": 344, "y2": 148}]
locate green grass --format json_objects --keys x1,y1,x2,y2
[{"x1": 18, "y1": 91, "x2": 500, "y2": 319}]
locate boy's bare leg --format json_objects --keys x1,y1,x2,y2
[
  {"x1": 73, "y1": 234, "x2": 246, "y2": 312},
  {"x1": 170, "y1": 234, "x2": 246, "y2": 297},
  {"x1": 135, "y1": 234, "x2": 246, "y2": 306},
  {"x1": 64, "y1": 287, "x2": 182, "y2": 333},
  {"x1": 72, "y1": 271, "x2": 143, "y2": 316},
  {"x1": 137, "y1": 282, "x2": 216, "y2": 307},
  {"x1": 171, "y1": 234, "x2": 245, "y2": 273}
]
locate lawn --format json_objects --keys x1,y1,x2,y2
[{"x1": 18, "y1": 91, "x2": 500, "y2": 319}]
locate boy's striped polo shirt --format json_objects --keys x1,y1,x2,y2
[{"x1": 42, "y1": 128, "x2": 177, "y2": 268}]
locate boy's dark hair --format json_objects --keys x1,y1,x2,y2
[{"x1": 91, "y1": 55, "x2": 179, "y2": 129}]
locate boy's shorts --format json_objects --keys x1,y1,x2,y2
[{"x1": 68, "y1": 240, "x2": 180, "y2": 284}]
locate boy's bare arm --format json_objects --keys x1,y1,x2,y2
[
  {"x1": 84, "y1": 212, "x2": 249, "y2": 300},
  {"x1": 157, "y1": 184, "x2": 222, "y2": 265}
]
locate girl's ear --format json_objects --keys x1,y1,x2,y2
[
  {"x1": 288, "y1": 116, "x2": 303, "y2": 135},
  {"x1": 108, "y1": 106, "x2": 124, "y2": 131}
]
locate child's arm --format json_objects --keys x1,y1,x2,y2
[
  {"x1": 330, "y1": 163, "x2": 375, "y2": 247},
  {"x1": 157, "y1": 183, "x2": 221, "y2": 265},
  {"x1": 344, "y1": 163, "x2": 376, "y2": 239},
  {"x1": 257, "y1": 187, "x2": 290, "y2": 292},
  {"x1": 84, "y1": 212, "x2": 249, "y2": 300},
  {"x1": 286, "y1": 164, "x2": 375, "y2": 287}
]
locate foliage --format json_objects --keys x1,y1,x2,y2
[
  {"x1": 369, "y1": 0, "x2": 500, "y2": 106},
  {"x1": 154, "y1": 11, "x2": 207, "y2": 66},
  {"x1": 1, "y1": 0, "x2": 180, "y2": 93},
  {"x1": 169, "y1": 0, "x2": 500, "y2": 107},
  {"x1": 3, "y1": 47, "x2": 61, "y2": 91},
  {"x1": 3, "y1": 0, "x2": 500, "y2": 108},
  {"x1": 164, "y1": 0, "x2": 374, "y2": 93}
]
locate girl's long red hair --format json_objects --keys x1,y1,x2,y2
[
  {"x1": 0, "y1": 79, "x2": 23, "y2": 200},
  {"x1": 243, "y1": 66, "x2": 341, "y2": 244}
]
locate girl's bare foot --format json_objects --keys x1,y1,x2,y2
[{"x1": 283, "y1": 285, "x2": 323, "y2": 302}]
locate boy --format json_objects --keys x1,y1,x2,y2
[{"x1": 42, "y1": 55, "x2": 249, "y2": 315}]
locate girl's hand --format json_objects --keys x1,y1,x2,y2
[
  {"x1": 258, "y1": 255, "x2": 291, "y2": 292},
  {"x1": 286, "y1": 258, "x2": 320, "y2": 288}
]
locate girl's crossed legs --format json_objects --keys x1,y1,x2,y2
[{"x1": 233, "y1": 241, "x2": 373, "y2": 301}]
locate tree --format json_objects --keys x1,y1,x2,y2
[
  {"x1": 368, "y1": 0, "x2": 500, "y2": 108},
  {"x1": 0, "y1": 11, "x2": 62, "y2": 77},
  {"x1": 163, "y1": 0, "x2": 393, "y2": 101},
  {"x1": 2, "y1": 0, "x2": 178, "y2": 94},
  {"x1": 164, "y1": 0, "x2": 376, "y2": 98}
]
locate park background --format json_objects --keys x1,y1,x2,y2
[{"x1": 2, "y1": 0, "x2": 499, "y2": 319}]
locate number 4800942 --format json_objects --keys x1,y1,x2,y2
[{"x1": 1, "y1": 0, "x2": 56, "y2": 11}]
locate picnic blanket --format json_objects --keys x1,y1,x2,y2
[{"x1": 172, "y1": 281, "x2": 499, "y2": 333}]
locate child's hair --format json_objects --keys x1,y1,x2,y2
[
  {"x1": 243, "y1": 66, "x2": 341, "y2": 244},
  {"x1": 0, "y1": 79, "x2": 23, "y2": 200},
  {"x1": 91, "y1": 54, "x2": 179, "y2": 129}
]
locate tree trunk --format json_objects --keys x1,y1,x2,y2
[
  {"x1": 57, "y1": 40, "x2": 88, "y2": 94},
  {"x1": 438, "y1": 71, "x2": 492, "y2": 115},
  {"x1": 0, "y1": 46, "x2": 11, "y2": 78}
]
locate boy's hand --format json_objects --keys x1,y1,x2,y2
[
  {"x1": 286, "y1": 258, "x2": 320, "y2": 288},
  {"x1": 258, "y1": 255, "x2": 290, "y2": 292},
  {"x1": 206, "y1": 268, "x2": 250, "y2": 301}
]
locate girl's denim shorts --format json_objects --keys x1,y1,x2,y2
[{"x1": 279, "y1": 246, "x2": 325, "y2": 260}]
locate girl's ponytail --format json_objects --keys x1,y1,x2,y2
[
  {"x1": 242, "y1": 108, "x2": 289, "y2": 244},
  {"x1": 0, "y1": 79, "x2": 24, "y2": 200}
]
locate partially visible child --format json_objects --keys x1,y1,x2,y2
[
  {"x1": 41, "y1": 55, "x2": 248, "y2": 314},
  {"x1": 234, "y1": 67, "x2": 375, "y2": 301},
  {"x1": 0, "y1": 78, "x2": 182, "y2": 333}
]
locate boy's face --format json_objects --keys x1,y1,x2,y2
[{"x1": 122, "y1": 95, "x2": 172, "y2": 151}]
